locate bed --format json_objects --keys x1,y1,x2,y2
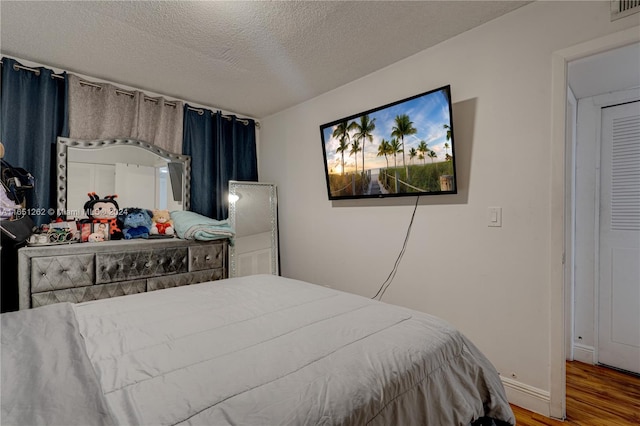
[{"x1": 1, "y1": 274, "x2": 515, "y2": 426}]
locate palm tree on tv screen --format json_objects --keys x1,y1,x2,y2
[
  {"x1": 390, "y1": 138, "x2": 401, "y2": 169},
  {"x1": 444, "y1": 123, "x2": 451, "y2": 142},
  {"x1": 333, "y1": 121, "x2": 355, "y2": 175},
  {"x1": 350, "y1": 139, "x2": 362, "y2": 174},
  {"x1": 377, "y1": 139, "x2": 391, "y2": 169},
  {"x1": 443, "y1": 124, "x2": 452, "y2": 164},
  {"x1": 352, "y1": 115, "x2": 376, "y2": 190},
  {"x1": 409, "y1": 147, "x2": 417, "y2": 165},
  {"x1": 336, "y1": 139, "x2": 350, "y2": 175},
  {"x1": 391, "y1": 114, "x2": 417, "y2": 180},
  {"x1": 417, "y1": 140, "x2": 428, "y2": 165}
]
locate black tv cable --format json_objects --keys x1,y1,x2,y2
[{"x1": 371, "y1": 195, "x2": 419, "y2": 301}]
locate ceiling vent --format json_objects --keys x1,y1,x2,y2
[{"x1": 611, "y1": 0, "x2": 640, "y2": 20}]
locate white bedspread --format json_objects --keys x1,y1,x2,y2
[{"x1": 73, "y1": 274, "x2": 514, "y2": 426}]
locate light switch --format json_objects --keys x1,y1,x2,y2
[{"x1": 488, "y1": 207, "x2": 502, "y2": 227}]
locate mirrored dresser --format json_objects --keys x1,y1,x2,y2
[{"x1": 17, "y1": 238, "x2": 228, "y2": 310}]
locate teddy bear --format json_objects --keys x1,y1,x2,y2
[
  {"x1": 150, "y1": 209, "x2": 175, "y2": 236},
  {"x1": 83, "y1": 192, "x2": 123, "y2": 240},
  {"x1": 120, "y1": 208, "x2": 153, "y2": 239}
]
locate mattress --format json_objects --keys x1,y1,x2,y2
[{"x1": 2, "y1": 274, "x2": 515, "y2": 425}]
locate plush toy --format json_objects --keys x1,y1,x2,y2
[
  {"x1": 83, "y1": 193, "x2": 123, "y2": 240},
  {"x1": 87, "y1": 232, "x2": 105, "y2": 242},
  {"x1": 121, "y1": 208, "x2": 153, "y2": 239},
  {"x1": 150, "y1": 209, "x2": 174, "y2": 236}
]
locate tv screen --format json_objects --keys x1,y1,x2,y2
[{"x1": 319, "y1": 85, "x2": 456, "y2": 200}]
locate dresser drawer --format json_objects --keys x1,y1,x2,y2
[
  {"x1": 96, "y1": 247, "x2": 188, "y2": 284},
  {"x1": 189, "y1": 243, "x2": 225, "y2": 272},
  {"x1": 147, "y1": 269, "x2": 224, "y2": 292},
  {"x1": 31, "y1": 280, "x2": 146, "y2": 308},
  {"x1": 30, "y1": 254, "x2": 95, "y2": 293}
]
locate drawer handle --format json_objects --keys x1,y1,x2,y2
[
  {"x1": 145, "y1": 262, "x2": 153, "y2": 268},
  {"x1": 205, "y1": 255, "x2": 211, "y2": 261}
]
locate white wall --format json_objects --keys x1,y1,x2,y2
[{"x1": 258, "y1": 1, "x2": 639, "y2": 416}]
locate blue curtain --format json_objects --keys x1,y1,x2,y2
[
  {"x1": 183, "y1": 108, "x2": 258, "y2": 220},
  {"x1": 0, "y1": 58, "x2": 68, "y2": 225},
  {"x1": 214, "y1": 112, "x2": 258, "y2": 219},
  {"x1": 183, "y1": 105, "x2": 215, "y2": 218}
]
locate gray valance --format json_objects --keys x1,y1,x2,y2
[{"x1": 67, "y1": 74, "x2": 184, "y2": 154}]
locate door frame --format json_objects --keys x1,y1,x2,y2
[
  {"x1": 550, "y1": 27, "x2": 640, "y2": 420},
  {"x1": 565, "y1": 85, "x2": 577, "y2": 363}
]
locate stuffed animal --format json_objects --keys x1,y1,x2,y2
[
  {"x1": 87, "y1": 232, "x2": 105, "y2": 242},
  {"x1": 83, "y1": 193, "x2": 123, "y2": 240},
  {"x1": 121, "y1": 208, "x2": 153, "y2": 239},
  {"x1": 150, "y1": 209, "x2": 174, "y2": 236}
]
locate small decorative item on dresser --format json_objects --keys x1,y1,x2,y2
[
  {"x1": 83, "y1": 193, "x2": 123, "y2": 240},
  {"x1": 150, "y1": 209, "x2": 175, "y2": 236},
  {"x1": 121, "y1": 208, "x2": 153, "y2": 239}
]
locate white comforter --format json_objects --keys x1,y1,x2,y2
[{"x1": 72, "y1": 274, "x2": 514, "y2": 426}]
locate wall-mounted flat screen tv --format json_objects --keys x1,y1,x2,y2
[{"x1": 320, "y1": 85, "x2": 457, "y2": 200}]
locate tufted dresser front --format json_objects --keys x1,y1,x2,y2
[{"x1": 17, "y1": 238, "x2": 228, "y2": 309}]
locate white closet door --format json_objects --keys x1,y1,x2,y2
[{"x1": 597, "y1": 100, "x2": 640, "y2": 374}]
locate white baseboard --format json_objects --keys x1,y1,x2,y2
[
  {"x1": 501, "y1": 376, "x2": 551, "y2": 418},
  {"x1": 573, "y1": 343, "x2": 595, "y2": 365},
  {"x1": 502, "y1": 345, "x2": 595, "y2": 418}
]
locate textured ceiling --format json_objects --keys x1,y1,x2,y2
[{"x1": 1, "y1": 1, "x2": 530, "y2": 119}]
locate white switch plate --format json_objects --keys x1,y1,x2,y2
[{"x1": 488, "y1": 207, "x2": 502, "y2": 227}]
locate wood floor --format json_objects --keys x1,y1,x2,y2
[{"x1": 511, "y1": 361, "x2": 640, "y2": 425}]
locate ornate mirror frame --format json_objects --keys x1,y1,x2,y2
[
  {"x1": 228, "y1": 180, "x2": 279, "y2": 277},
  {"x1": 56, "y1": 137, "x2": 191, "y2": 216}
]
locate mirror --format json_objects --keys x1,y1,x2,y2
[
  {"x1": 56, "y1": 137, "x2": 191, "y2": 218},
  {"x1": 228, "y1": 181, "x2": 279, "y2": 277}
]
